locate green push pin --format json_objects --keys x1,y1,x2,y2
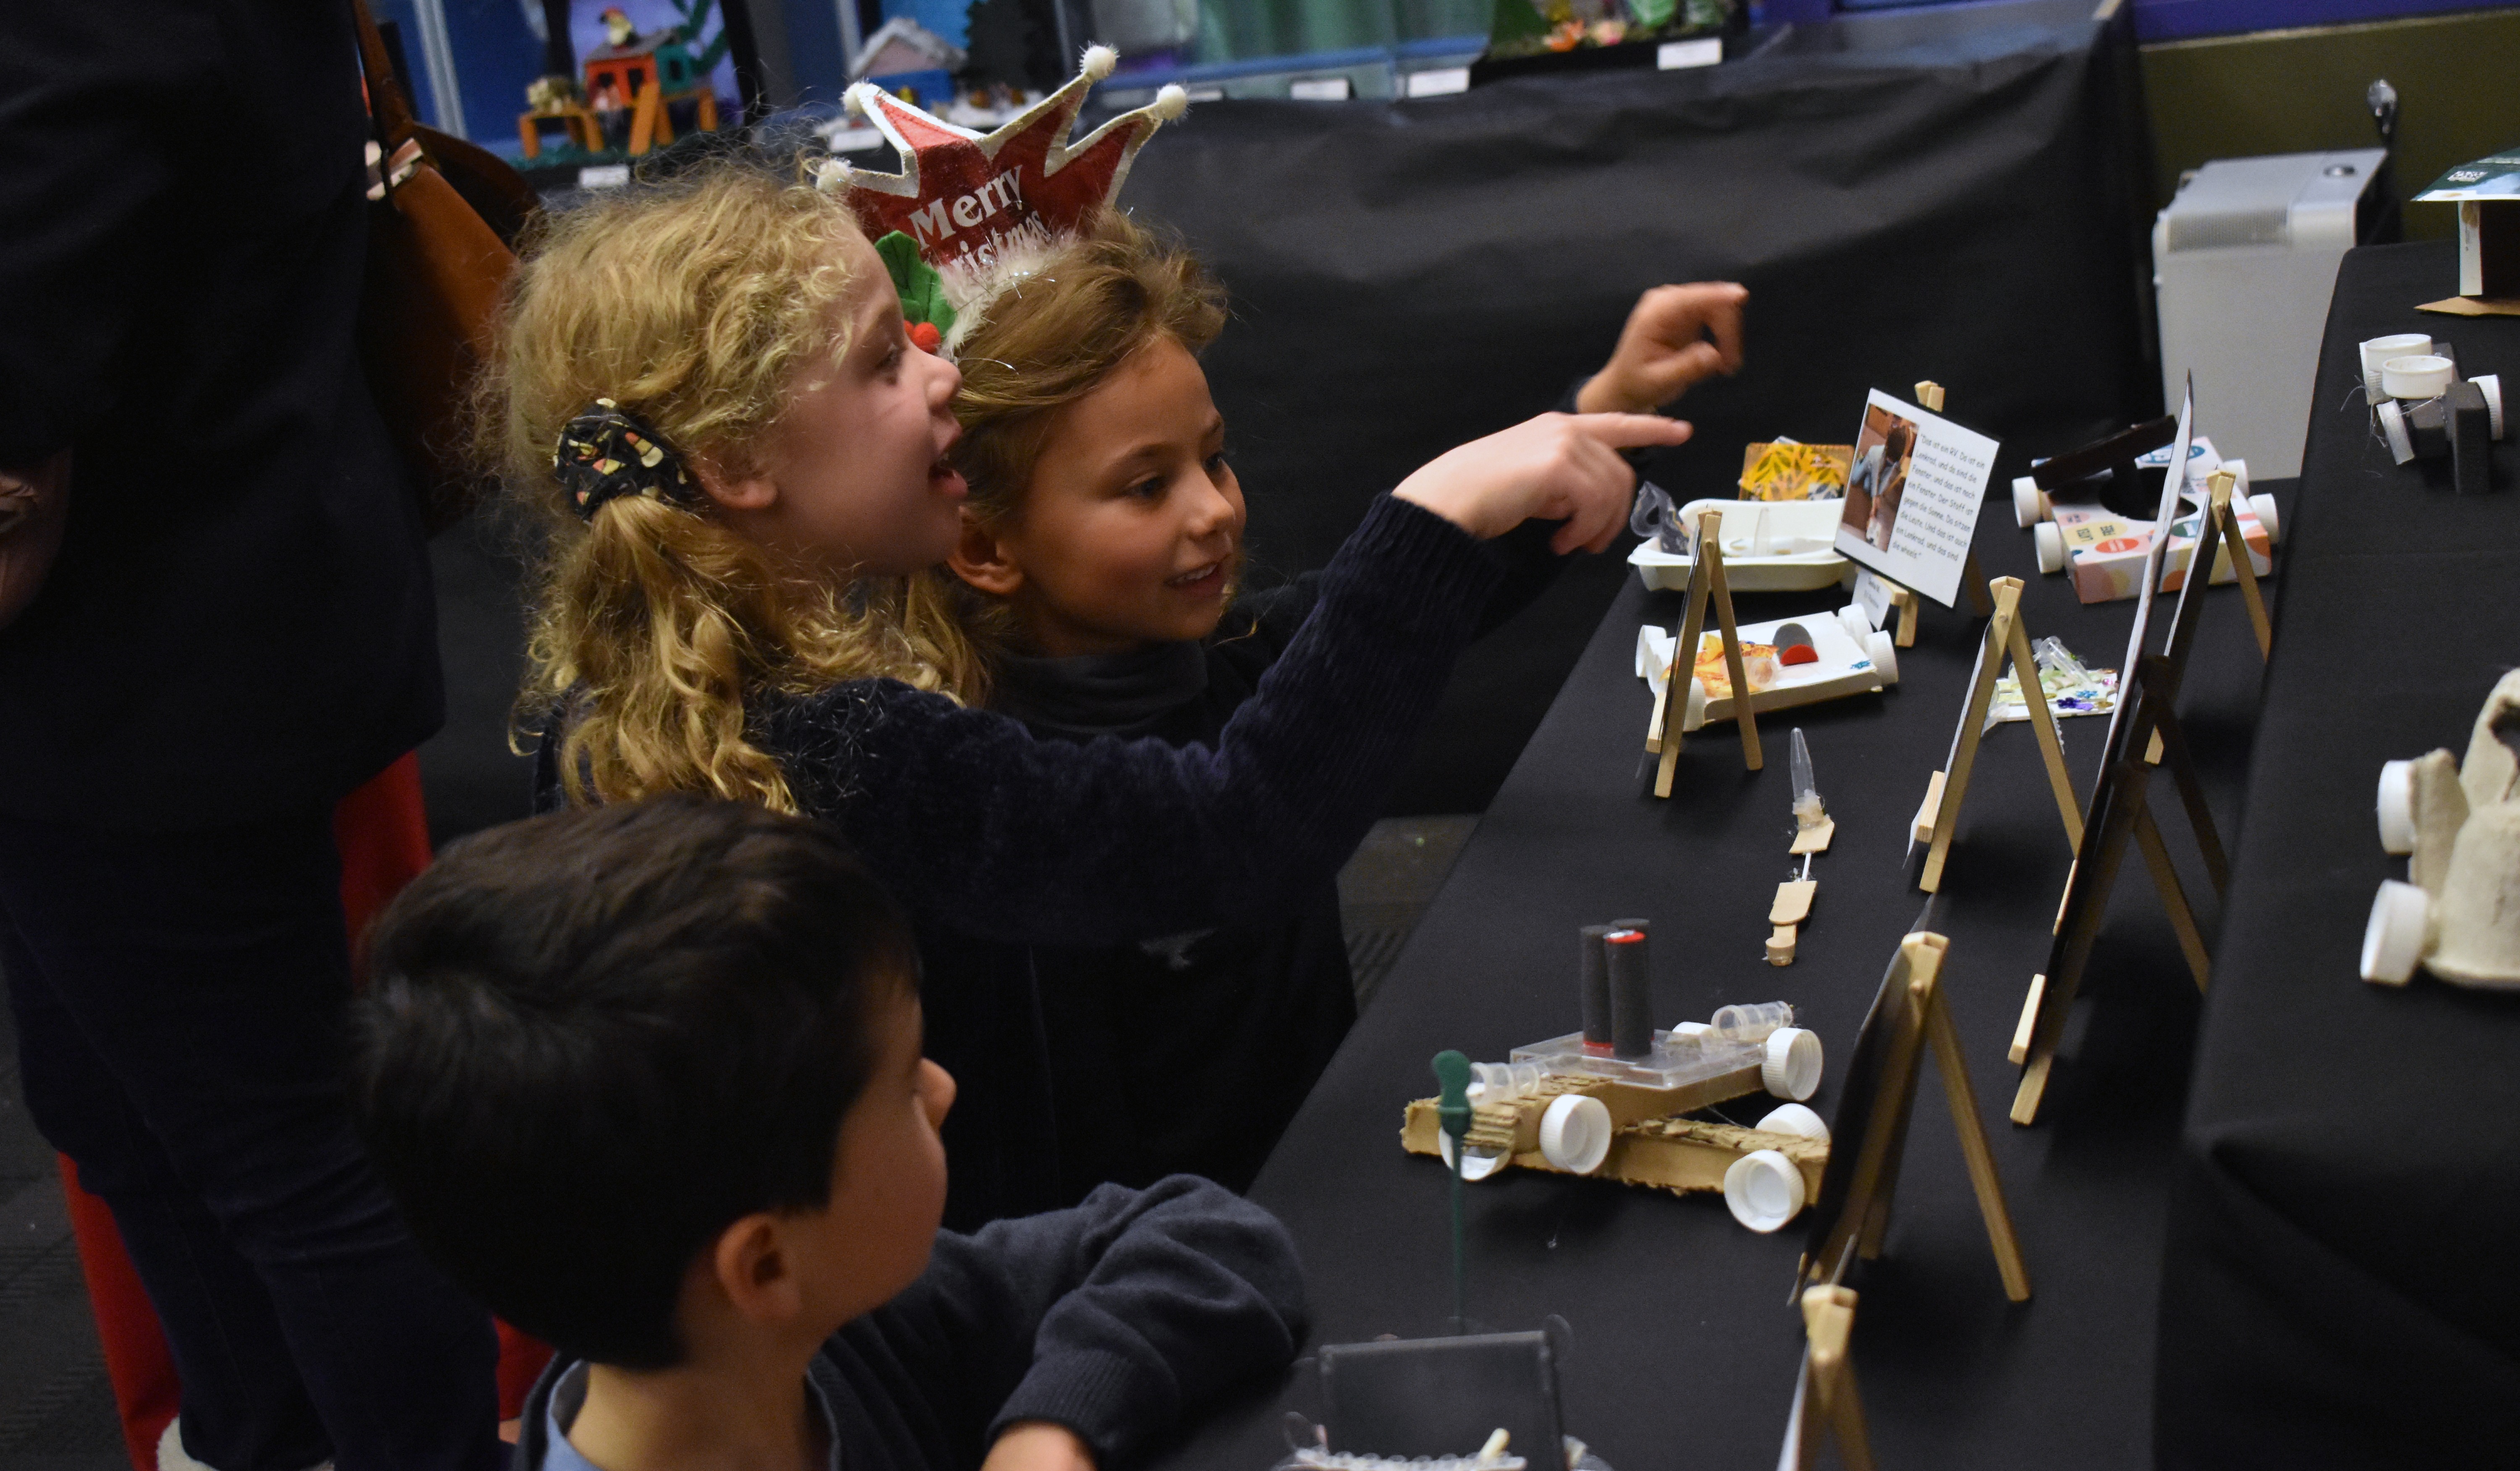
[{"x1": 1432, "y1": 1049, "x2": 1473, "y2": 1333}]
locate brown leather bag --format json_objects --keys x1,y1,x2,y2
[{"x1": 353, "y1": 0, "x2": 539, "y2": 534}]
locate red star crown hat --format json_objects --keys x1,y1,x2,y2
[{"x1": 817, "y1": 46, "x2": 1186, "y2": 352}]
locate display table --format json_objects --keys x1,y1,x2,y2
[
  {"x1": 2155, "y1": 243, "x2": 2520, "y2": 1466},
  {"x1": 1150, "y1": 439, "x2": 2281, "y2": 1461}
]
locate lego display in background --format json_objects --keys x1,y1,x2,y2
[{"x1": 571, "y1": 2, "x2": 736, "y2": 117}]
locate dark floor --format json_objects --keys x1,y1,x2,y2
[{"x1": 0, "y1": 816, "x2": 1472, "y2": 1471}]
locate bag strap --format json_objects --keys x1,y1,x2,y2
[{"x1": 352, "y1": 0, "x2": 421, "y2": 152}]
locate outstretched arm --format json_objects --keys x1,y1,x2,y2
[{"x1": 1576, "y1": 282, "x2": 1748, "y2": 415}]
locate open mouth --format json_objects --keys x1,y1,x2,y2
[
  {"x1": 1166, "y1": 561, "x2": 1225, "y2": 592},
  {"x1": 929, "y1": 454, "x2": 966, "y2": 498}
]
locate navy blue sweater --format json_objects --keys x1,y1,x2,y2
[
  {"x1": 928, "y1": 515, "x2": 1566, "y2": 1225},
  {"x1": 743, "y1": 493, "x2": 1502, "y2": 942},
  {"x1": 510, "y1": 1176, "x2": 1305, "y2": 1471}
]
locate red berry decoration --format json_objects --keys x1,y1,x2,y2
[{"x1": 908, "y1": 320, "x2": 942, "y2": 354}]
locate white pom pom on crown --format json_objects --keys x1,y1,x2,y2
[
  {"x1": 1081, "y1": 45, "x2": 1118, "y2": 81},
  {"x1": 813, "y1": 157, "x2": 850, "y2": 192},
  {"x1": 1149, "y1": 84, "x2": 1188, "y2": 121}
]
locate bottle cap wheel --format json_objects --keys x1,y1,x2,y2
[
  {"x1": 2382, "y1": 354, "x2": 2455, "y2": 401},
  {"x1": 2248, "y1": 493, "x2": 2280, "y2": 544},
  {"x1": 2378, "y1": 400, "x2": 2415, "y2": 464},
  {"x1": 1763, "y1": 1028, "x2": 1823, "y2": 1100},
  {"x1": 2377, "y1": 760, "x2": 2418, "y2": 855},
  {"x1": 1724, "y1": 1149, "x2": 1806, "y2": 1232},
  {"x1": 2012, "y1": 475, "x2": 2045, "y2": 528},
  {"x1": 1754, "y1": 1102, "x2": 1830, "y2": 1142},
  {"x1": 2360, "y1": 879, "x2": 2428, "y2": 985},
  {"x1": 1863, "y1": 629, "x2": 1898, "y2": 684},
  {"x1": 2033, "y1": 520, "x2": 2066, "y2": 574},
  {"x1": 1538, "y1": 1093, "x2": 1612, "y2": 1175}
]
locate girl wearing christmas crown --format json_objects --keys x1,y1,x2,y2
[
  {"x1": 907, "y1": 204, "x2": 1745, "y2": 1218},
  {"x1": 488, "y1": 59, "x2": 1710, "y2": 1225}
]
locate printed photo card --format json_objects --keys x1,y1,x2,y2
[{"x1": 1832, "y1": 389, "x2": 2001, "y2": 607}]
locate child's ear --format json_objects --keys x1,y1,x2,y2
[
  {"x1": 690, "y1": 456, "x2": 779, "y2": 514},
  {"x1": 708, "y1": 1213, "x2": 804, "y2": 1326},
  {"x1": 946, "y1": 511, "x2": 1025, "y2": 598}
]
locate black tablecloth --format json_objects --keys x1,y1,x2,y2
[
  {"x1": 1121, "y1": 0, "x2": 2149, "y2": 813},
  {"x1": 1153, "y1": 437, "x2": 2281, "y2": 1460},
  {"x1": 2154, "y1": 245, "x2": 2520, "y2": 1467}
]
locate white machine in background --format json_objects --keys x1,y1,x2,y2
[{"x1": 2153, "y1": 149, "x2": 2389, "y2": 480}]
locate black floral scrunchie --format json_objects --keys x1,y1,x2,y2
[{"x1": 554, "y1": 399, "x2": 697, "y2": 521}]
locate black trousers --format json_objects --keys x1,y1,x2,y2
[{"x1": 0, "y1": 808, "x2": 499, "y2": 1471}]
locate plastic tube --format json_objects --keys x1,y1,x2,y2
[
  {"x1": 1789, "y1": 728, "x2": 1823, "y2": 828},
  {"x1": 1709, "y1": 1001, "x2": 1794, "y2": 1043}
]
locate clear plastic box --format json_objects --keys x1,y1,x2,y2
[{"x1": 1508, "y1": 1028, "x2": 1765, "y2": 1091}]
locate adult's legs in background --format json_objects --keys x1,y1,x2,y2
[{"x1": 0, "y1": 808, "x2": 499, "y2": 1471}]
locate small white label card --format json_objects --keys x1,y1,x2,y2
[
  {"x1": 1852, "y1": 566, "x2": 1898, "y2": 629},
  {"x1": 1831, "y1": 389, "x2": 2000, "y2": 608}
]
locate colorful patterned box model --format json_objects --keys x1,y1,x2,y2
[{"x1": 2050, "y1": 499, "x2": 2271, "y2": 603}]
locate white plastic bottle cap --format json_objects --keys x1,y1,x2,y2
[
  {"x1": 2360, "y1": 333, "x2": 2432, "y2": 397},
  {"x1": 1754, "y1": 1102, "x2": 1830, "y2": 1142},
  {"x1": 1863, "y1": 629, "x2": 1898, "y2": 685},
  {"x1": 1723, "y1": 1149, "x2": 1807, "y2": 1232},
  {"x1": 1762, "y1": 1027, "x2": 1824, "y2": 1100},
  {"x1": 1537, "y1": 1093, "x2": 1613, "y2": 1175},
  {"x1": 2377, "y1": 759, "x2": 2418, "y2": 855},
  {"x1": 2474, "y1": 374, "x2": 2506, "y2": 439},
  {"x1": 2033, "y1": 519, "x2": 2066, "y2": 574},
  {"x1": 2360, "y1": 879, "x2": 2430, "y2": 985},
  {"x1": 2220, "y1": 457, "x2": 2250, "y2": 496},
  {"x1": 2248, "y1": 493, "x2": 2280, "y2": 544},
  {"x1": 1436, "y1": 1131, "x2": 1509, "y2": 1182},
  {"x1": 2011, "y1": 475, "x2": 2046, "y2": 528},
  {"x1": 2382, "y1": 354, "x2": 2456, "y2": 401},
  {"x1": 2378, "y1": 399, "x2": 2415, "y2": 464},
  {"x1": 1836, "y1": 604, "x2": 1874, "y2": 640}
]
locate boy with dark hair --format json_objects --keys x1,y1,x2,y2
[{"x1": 349, "y1": 795, "x2": 1306, "y2": 1471}]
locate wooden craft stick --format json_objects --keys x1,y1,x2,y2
[
  {"x1": 1801, "y1": 1287, "x2": 1875, "y2": 1471},
  {"x1": 1701, "y1": 509, "x2": 1764, "y2": 771},
  {"x1": 1920, "y1": 973, "x2": 2032, "y2": 1301},
  {"x1": 1920, "y1": 581, "x2": 2018, "y2": 892},
  {"x1": 1893, "y1": 587, "x2": 1919, "y2": 648},
  {"x1": 1913, "y1": 380, "x2": 1945, "y2": 412},
  {"x1": 1651, "y1": 535, "x2": 1711, "y2": 799},
  {"x1": 2208, "y1": 471, "x2": 2273, "y2": 660},
  {"x1": 2131, "y1": 800, "x2": 2211, "y2": 991},
  {"x1": 2003, "y1": 599, "x2": 2083, "y2": 847},
  {"x1": 2009, "y1": 974, "x2": 2045, "y2": 1066},
  {"x1": 2145, "y1": 684, "x2": 2229, "y2": 896}
]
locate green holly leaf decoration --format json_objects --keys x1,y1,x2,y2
[{"x1": 874, "y1": 231, "x2": 957, "y2": 338}]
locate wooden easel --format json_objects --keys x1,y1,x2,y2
[
  {"x1": 1910, "y1": 577, "x2": 2081, "y2": 892},
  {"x1": 1782, "y1": 1286, "x2": 1875, "y2": 1471},
  {"x1": 1646, "y1": 506, "x2": 1762, "y2": 796},
  {"x1": 1798, "y1": 933, "x2": 2033, "y2": 1304},
  {"x1": 1860, "y1": 383, "x2": 1997, "y2": 647},
  {"x1": 2009, "y1": 469, "x2": 2273, "y2": 1124},
  {"x1": 2203, "y1": 469, "x2": 2273, "y2": 658}
]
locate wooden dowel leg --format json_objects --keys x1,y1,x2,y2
[
  {"x1": 1922, "y1": 981, "x2": 2033, "y2": 1301},
  {"x1": 2131, "y1": 796, "x2": 2212, "y2": 991},
  {"x1": 1827, "y1": 1362, "x2": 1877, "y2": 1471},
  {"x1": 2014, "y1": 763, "x2": 2143, "y2": 1124},
  {"x1": 2215, "y1": 496, "x2": 2273, "y2": 659},
  {"x1": 2005, "y1": 608, "x2": 2083, "y2": 848},
  {"x1": 1653, "y1": 547, "x2": 1711, "y2": 798},
  {"x1": 2147, "y1": 705, "x2": 2229, "y2": 897},
  {"x1": 1702, "y1": 519, "x2": 1763, "y2": 771}
]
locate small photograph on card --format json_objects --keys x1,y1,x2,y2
[
  {"x1": 1839, "y1": 403, "x2": 1920, "y2": 555},
  {"x1": 1831, "y1": 390, "x2": 2000, "y2": 607}
]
